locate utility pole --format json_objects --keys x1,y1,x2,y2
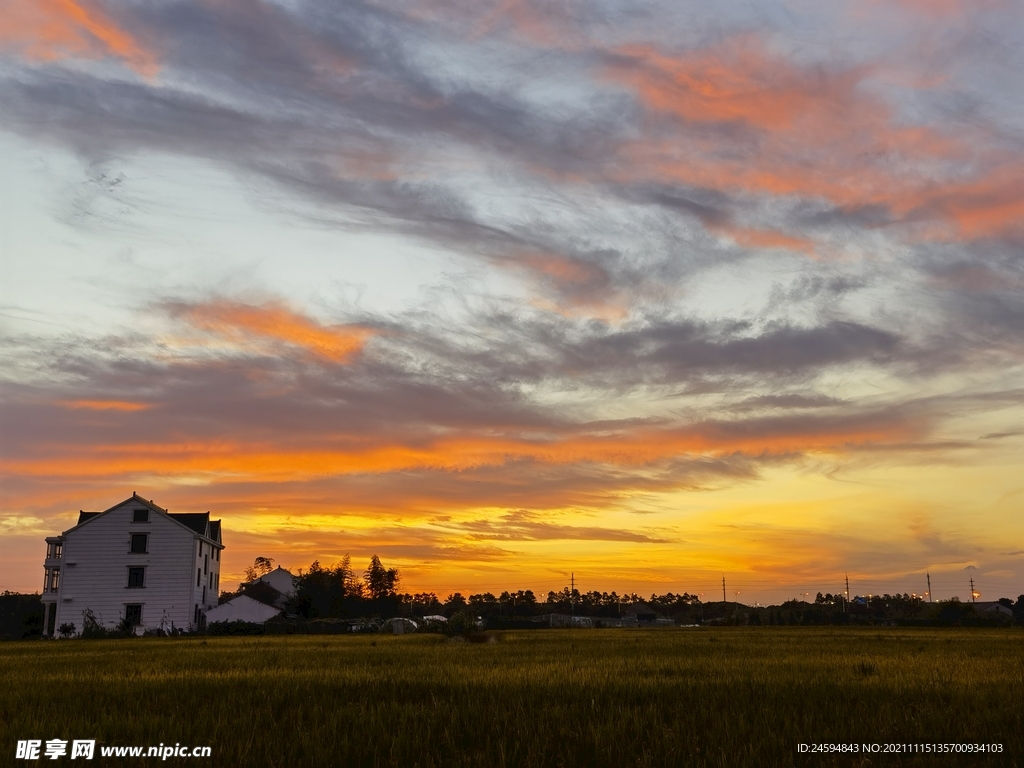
[
  {"x1": 722, "y1": 575, "x2": 727, "y2": 603},
  {"x1": 845, "y1": 573, "x2": 850, "y2": 604},
  {"x1": 969, "y1": 576, "x2": 976, "y2": 603},
  {"x1": 571, "y1": 572, "x2": 575, "y2": 615},
  {"x1": 926, "y1": 573, "x2": 932, "y2": 603}
]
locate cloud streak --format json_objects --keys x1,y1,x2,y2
[{"x1": 1, "y1": 0, "x2": 1022, "y2": 597}]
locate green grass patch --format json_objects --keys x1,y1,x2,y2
[{"x1": 2, "y1": 628, "x2": 1022, "y2": 766}]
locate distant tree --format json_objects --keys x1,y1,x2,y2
[
  {"x1": 341, "y1": 555, "x2": 364, "y2": 598},
  {"x1": 444, "y1": 593, "x2": 467, "y2": 615},
  {"x1": 938, "y1": 599, "x2": 967, "y2": 625},
  {"x1": 517, "y1": 590, "x2": 537, "y2": 608},
  {"x1": 406, "y1": 592, "x2": 443, "y2": 616},
  {"x1": 292, "y1": 557, "x2": 366, "y2": 618},
  {"x1": 0, "y1": 592, "x2": 44, "y2": 640},
  {"x1": 364, "y1": 555, "x2": 399, "y2": 600},
  {"x1": 243, "y1": 556, "x2": 275, "y2": 583}
]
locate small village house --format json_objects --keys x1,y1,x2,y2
[
  {"x1": 244, "y1": 566, "x2": 296, "y2": 605},
  {"x1": 203, "y1": 594, "x2": 281, "y2": 625},
  {"x1": 972, "y1": 601, "x2": 1014, "y2": 618},
  {"x1": 40, "y1": 493, "x2": 224, "y2": 636},
  {"x1": 205, "y1": 566, "x2": 297, "y2": 625}
]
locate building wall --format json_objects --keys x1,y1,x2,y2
[
  {"x1": 54, "y1": 500, "x2": 204, "y2": 633},
  {"x1": 255, "y1": 568, "x2": 295, "y2": 597},
  {"x1": 192, "y1": 536, "x2": 222, "y2": 619}
]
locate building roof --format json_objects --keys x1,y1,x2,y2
[
  {"x1": 170, "y1": 513, "x2": 211, "y2": 535},
  {"x1": 68, "y1": 493, "x2": 223, "y2": 546},
  {"x1": 621, "y1": 601, "x2": 657, "y2": 618},
  {"x1": 973, "y1": 601, "x2": 1013, "y2": 615},
  {"x1": 205, "y1": 594, "x2": 281, "y2": 624}
]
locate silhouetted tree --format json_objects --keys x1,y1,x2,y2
[
  {"x1": 443, "y1": 593, "x2": 467, "y2": 615},
  {"x1": 364, "y1": 555, "x2": 399, "y2": 599},
  {"x1": 243, "y1": 556, "x2": 275, "y2": 583}
]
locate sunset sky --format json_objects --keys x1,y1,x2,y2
[{"x1": 1, "y1": 0, "x2": 1022, "y2": 604}]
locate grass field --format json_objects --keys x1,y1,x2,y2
[{"x1": 2, "y1": 628, "x2": 1022, "y2": 767}]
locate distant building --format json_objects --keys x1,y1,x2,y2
[
  {"x1": 204, "y1": 594, "x2": 281, "y2": 625},
  {"x1": 40, "y1": 493, "x2": 224, "y2": 636},
  {"x1": 621, "y1": 601, "x2": 658, "y2": 624},
  {"x1": 209, "y1": 566, "x2": 296, "y2": 625},
  {"x1": 381, "y1": 617, "x2": 419, "y2": 634},
  {"x1": 972, "y1": 601, "x2": 1013, "y2": 618},
  {"x1": 245, "y1": 566, "x2": 296, "y2": 599}
]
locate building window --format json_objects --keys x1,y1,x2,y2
[
  {"x1": 125, "y1": 604, "x2": 143, "y2": 626},
  {"x1": 54, "y1": 542, "x2": 62, "y2": 558},
  {"x1": 127, "y1": 567, "x2": 146, "y2": 588},
  {"x1": 130, "y1": 533, "x2": 148, "y2": 554},
  {"x1": 46, "y1": 542, "x2": 63, "y2": 559},
  {"x1": 198, "y1": 542, "x2": 203, "y2": 557},
  {"x1": 133, "y1": 508, "x2": 149, "y2": 523},
  {"x1": 216, "y1": 549, "x2": 220, "y2": 561},
  {"x1": 49, "y1": 568, "x2": 60, "y2": 593},
  {"x1": 43, "y1": 567, "x2": 50, "y2": 592},
  {"x1": 197, "y1": 568, "x2": 201, "y2": 587},
  {"x1": 204, "y1": 555, "x2": 208, "y2": 575}
]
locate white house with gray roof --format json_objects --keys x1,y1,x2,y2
[{"x1": 40, "y1": 493, "x2": 224, "y2": 636}]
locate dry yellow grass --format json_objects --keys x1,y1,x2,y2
[{"x1": 2, "y1": 628, "x2": 1022, "y2": 766}]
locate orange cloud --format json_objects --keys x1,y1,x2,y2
[
  {"x1": 608, "y1": 39, "x2": 845, "y2": 132},
  {"x1": 60, "y1": 400, "x2": 151, "y2": 412},
  {"x1": 490, "y1": 252, "x2": 628, "y2": 320},
  {"x1": 520, "y1": 253, "x2": 605, "y2": 286},
  {"x1": 2, "y1": 413, "x2": 920, "y2": 480},
  {"x1": 602, "y1": 38, "x2": 1024, "y2": 243},
  {"x1": 0, "y1": 0, "x2": 158, "y2": 75},
  {"x1": 921, "y1": 166, "x2": 1024, "y2": 241},
  {"x1": 469, "y1": 0, "x2": 575, "y2": 47},
  {"x1": 173, "y1": 300, "x2": 375, "y2": 363},
  {"x1": 708, "y1": 223, "x2": 816, "y2": 256}
]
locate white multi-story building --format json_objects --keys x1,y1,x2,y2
[{"x1": 40, "y1": 493, "x2": 224, "y2": 636}]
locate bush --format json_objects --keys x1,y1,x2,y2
[
  {"x1": 207, "y1": 620, "x2": 266, "y2": 636},
  {"x1": 445, "y1": 609, "x2": 482, "y2": 636},
  {"x1": 81, "y1": 610, "x2": 107, "y2": 639},
  {"x1": 0, "y1": 593, "x2": 45, "y2": 640},
  {"x1": 80, "y1": 609, "x2": 133, "y2": 639},
  {"x1": 57, "y1": 623, "x2": 76, "y2": 639}
]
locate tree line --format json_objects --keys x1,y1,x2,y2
[
  {"x1": 229, "y1": 555, "x2": 734, "y2": 622},
  {"x1": 228, "y1": 555, "x2": 1024, "y2": 627}
]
